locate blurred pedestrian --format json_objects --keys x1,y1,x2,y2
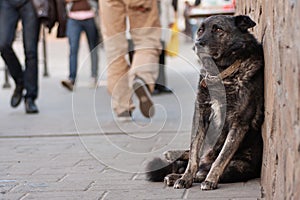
[
  {"x1": 61, "y1": 0, "x2": 99, "y2": 91},
  {"x1": 153, "y1": 0, "x2": 175, "y2": 95},
  {"x1": 184, "y1": 1, "x2": 193, "y2": 39},
  {"x1": 100, "y1": 0, "x2": 161, "y2": 121},
  {"x1": 184, "y1": 0, "x2": 199, "y2": 41},
  {"x1": 0, "y1": 0, "x2": 40, "y2": 114}
]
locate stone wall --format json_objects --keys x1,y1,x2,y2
[{"x1": 236, "y1": 0, "x2": 300, "y2": 199}]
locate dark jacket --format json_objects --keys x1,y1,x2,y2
[
  {"x1": 55, "y1": 0, "x2": 67, "y2": 37},
  {"x1": 31, "y1": 0, "x2": 67, "y2": 37}
]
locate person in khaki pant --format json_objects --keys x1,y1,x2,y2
[{"x1": 100, "y1": 0, "x2": 162, "y2": 121}]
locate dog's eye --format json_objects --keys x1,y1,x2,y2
[
  {"x1": 216, "y1": 28, "x2": 223, "y2": 32},
  {"x1": 214, "y1": 26, "x2": 224, "y2": 33},
  {"x1": 198, "y1": 28, "x2": 204, "y2": 34},
  {"x1": 212, "y1": 25, "x2": 224, "y2": 33}
]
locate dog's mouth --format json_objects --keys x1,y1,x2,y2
[{"x1": 194, "y1": 45, "x2": 208, "y2": 53}]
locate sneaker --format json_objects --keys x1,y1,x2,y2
[
  {"x1": 116, "y1": 110, "x2": 132, "y2": 122},
  {"x1": 61, "y1": 79, "x2": 74, "y2": 91},
  {"x1": 133, "y1": 77, "x2": 154, "y2": 118}
]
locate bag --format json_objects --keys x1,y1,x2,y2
[{"x1": 166, "y1": 22, "x2": 179, "y2": 57}]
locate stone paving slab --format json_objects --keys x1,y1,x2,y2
[{"x1": 0, "y1": 135, "x2": 261, "y2": 200}]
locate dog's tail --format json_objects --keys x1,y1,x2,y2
[{"x1": 145, "y1": 157, "x2": 173, "y2": 182}]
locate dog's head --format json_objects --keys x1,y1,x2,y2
[{"x1": 195, "y1": 15, "x2": 257, "y2": 65}]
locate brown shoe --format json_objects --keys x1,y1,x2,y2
[
  {"x1": 61, "y1": 80, "x2": 74, "y2": 91},
  {"x1": 133, "y1": 77, "x2": 154, "y2": 118}
]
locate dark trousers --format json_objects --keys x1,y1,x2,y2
[
  {"x1": 156, "y1": 41, "x2": 166, "y2": 87},
  {"x1": 128, "y1": 40, "x2": 167, "y2": 86},
  {"x1": 0, "y1": 0, "x2": 40, "y2": 100}
]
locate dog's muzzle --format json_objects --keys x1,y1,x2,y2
[
  {"x1": 194, "y1": 38, "x2": 210, "y2": 55},
  {"x1": 195, "y1": 38, "x2": 206, "y2": 47}
]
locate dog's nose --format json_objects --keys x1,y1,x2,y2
[{"x1": 195, "y1": 38, "x2": 206, "y2": 46}]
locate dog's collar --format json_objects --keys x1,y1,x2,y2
[{"x1": 200, "y1": 60, "x2": 242, "y2": 88}]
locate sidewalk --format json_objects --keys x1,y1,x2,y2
[{"x1": 0, "y1": 34, "x2": 261, "y2": 200}]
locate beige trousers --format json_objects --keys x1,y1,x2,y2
[{"x1": 100, "y1": 0, "x2": 161, "y2": 115}]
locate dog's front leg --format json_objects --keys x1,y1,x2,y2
[
  {"x1": 173, "y1": 106, "x2": 208, "y2": 189},
  {"x1": 173, "y1": 137, "x2": 203, "y2": 188},
  {"x1": 201, "y1": 126, "x2": 247, "y2": 190}
]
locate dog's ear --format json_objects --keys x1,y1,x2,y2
[{"x1": 234, "y1": 15, "x2": 256, "y2": 32}]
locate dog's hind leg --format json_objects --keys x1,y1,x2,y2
[
  {"x1": 220, "y1": 131, "x2": 263, "y2": 183},
  {"x1": 164, "y1": 160, "x2": 189, "y2": 186},
  {"x1": 164, "y1": 173, "x2": 183, "y2": 186},
  {"x1": 201, "y1": 126, "x2": 247, "y2": 190},
  {"x1": 219, "y1": 159, "x2": 259, "y2": 183},
  {"x1": 163, "y1": 150, "x2": 189, "y2": 162},
  {"x1": 146, "y1": 158, "x2": 188, "y2": 182}
]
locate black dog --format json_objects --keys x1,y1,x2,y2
[{"x1": 146, "y1": 15, "x2": 264, "y2": 190}]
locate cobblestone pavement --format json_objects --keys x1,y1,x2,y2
[{"x1": 0, "y1": 34, "x2": 261, "y2": 200}]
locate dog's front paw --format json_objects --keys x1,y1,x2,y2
[
  {"x1": 164, "y1": 174, "x2": 182, "y2": 186},
  {"x1": 200, "y1": 180, "x2": 218, "y2": 190},
  {"x1": 173, "y1": 177, "x2": 193, "y2": 189}
]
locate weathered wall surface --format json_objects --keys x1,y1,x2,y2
[{"x1": 236, "y1": 0, "x2": 300, "y2": 199}]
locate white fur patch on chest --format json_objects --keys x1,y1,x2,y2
[{"x1": 210, "y1": 99, "x2": 223, "y2": 129}]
